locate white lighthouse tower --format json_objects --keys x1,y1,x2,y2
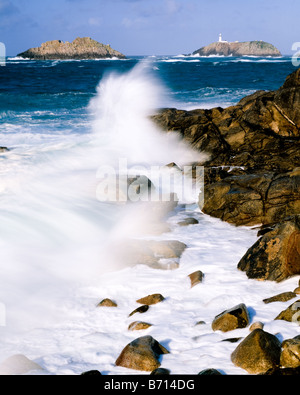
[{"x1": 218, "y1": 33, "x2": 228, "y2": 43}]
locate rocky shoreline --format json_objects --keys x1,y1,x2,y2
[
  {"x1": 103, "y1": 67, "x2": 300, "y2": 376},
  {"x1": 85, "y1": 67, "x2": 300, "y2": 376},
  {"x1": 1, "y1": 69, "x2": 299, "y2": 376},
  {"x1": 153, "y1": 67, "x2": 300, "y2": 285}
]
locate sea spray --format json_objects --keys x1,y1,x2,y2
[
  {"x1": 88, "y1": 61, "x2": 206, "y2": 167},
  {"x1": 0, "y1": 61, "x2": 205, "y2": 337},
  {"x1": 89, "y1": 61, "x2": 206, "y2": 270}
]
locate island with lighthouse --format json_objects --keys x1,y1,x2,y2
[{"x1": 191, "y1": 34, "x2": 282, "y2": 57}]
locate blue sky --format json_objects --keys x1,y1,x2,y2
[{"x1": 0, "y1": 0, "x2": 299, "y2": 56}]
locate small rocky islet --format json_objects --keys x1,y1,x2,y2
[
  {"x1": 191, "y1": 38, "x2": 282, "y2": 57},
  {"x1": 17, "y1": 37, "x2": 126, "y2": 60}
]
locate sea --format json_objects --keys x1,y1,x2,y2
[{"x1": 0, "y1": 54, "x2": 299, "y2": 375}]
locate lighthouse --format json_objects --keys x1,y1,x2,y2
[{"x1": 218, "y1": 34, "x2": 228, "y2": 43}]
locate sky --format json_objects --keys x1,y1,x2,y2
[{"x1": 0, "y1": 0, "x2": 299, "y2": 56}]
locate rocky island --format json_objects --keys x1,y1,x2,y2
[
  {"x1": 192, "y1": 36, "x2": 282, "y2": 57},
  {"x1": 17, "y1": 37, "x2": 126, "y2": 60}
]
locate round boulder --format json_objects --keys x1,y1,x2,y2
[{"x1": 231, "y1": 329, "x2": 281, "y2": 374}]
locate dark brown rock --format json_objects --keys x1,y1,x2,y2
[
  {"x1": 188, "y1": 270, "x2": 204, "y2": 288},
  {"x1": 231, "y1": 329, "x2": 281, "y2": 374},
  {"x1": 201, "y1": 175, "x2": 264, "y2": 226},
  {"x1": 280, "y1": 337, "x2": 300, "y2": 368},
  {"x1": 136, "y1": 294, "x2": 165, "y2": 305},
  {"x1": 81, "y1": 370, "x2": 102, "y2": 376},
  {"x1": 129, "y1": 305, "x2": 149, "y2": 317},
  {"x1": 150, "y1": 368, "x2": 171, "y2": 375},
  {"x1": 201, "y1": 172, "x2": 300, "y2": 227},
  {"x1": 115, "y1": 336, "x2": 169, "y2": 372},
  {"x1": 128, "y1": 321, "x2": 153, "y2": 331},
  {"x1": 221, "y1": 337, "x2": 243, "y2": 343},
  {"x1": 198, "y1": 368, "x2": 223, "y2": 375},
  {"x1": 263, "y1": 292, "x2": 297, "y2": 304},
  {"x1": 195, "y1": 320, "x2": 206, "y2": 326},
  {"x1": 263, "y1": 366, "x2": 300, "y2": 375},
  {"x1": 238, "y1": 216, "x2": 300, "y2": 282},
  {"x1": 97, "y1": 298, "x2": 117, "y2": 307},
  {"x1": 212, "y1": 303, "x2": 250, "y2": 332}
]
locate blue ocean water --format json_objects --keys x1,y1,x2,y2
[{"x1": 0, "y1": 55, "x2": 296, "y2": 145}]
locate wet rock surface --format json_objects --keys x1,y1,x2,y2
[{"x1": 115, "y1": 336, "x2": 169, "y2": 372}]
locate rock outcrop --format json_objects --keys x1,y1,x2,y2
[
  {"x1": 152, "y1": 67, "x2": 300, "y2": 282},
  {"x1": 17, "y1": 37, "x2": 126, "y2": 60},
  {"x1": 237, "y1": 216, "x2": 300, "y2": 282},
  {"x1": 192, "y1": 40, "x2": 282, "y2": 57},
  {"x1": 202, "y1": 171, "x2": 300, "y2": 227},
  {"x1": 153, "y1": 69, "x2": 300, "y2": 228},
  {"x1": 152, "y1": 68, "x2": 300, "y2": 174}
]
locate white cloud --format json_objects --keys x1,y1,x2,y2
[{"x1": 88, "y1": 17, "x2": 102, "y2": 26}]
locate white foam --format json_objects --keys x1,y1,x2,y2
[{"x1": 7, "y1": 56, "x2": 31, "y2": 61}]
